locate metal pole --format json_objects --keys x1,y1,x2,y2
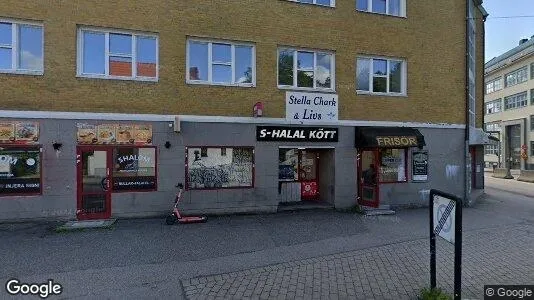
[
  {"x1": 429, "y1": 190, "x2": 436, "y2": 289},
  {"x1": 454, "y1": 197, "x2": 463, "y2": 300}
]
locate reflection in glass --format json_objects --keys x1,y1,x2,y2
[
  {"x1": 315, "y1": 0, "x2": 331, "y2": 6},
  {"x1": 356, "y1": 0, "x2": 368, "y2": 11},
  {"x1": 188, "y1": 41, "x2": 208, "y2": 81},
  {"x1": 389, "y1": 60, "x2": 402, "y2": 93},
  {"x1": 373, "y1": 59, "x2": 387, "y2": 75},
  {"x1": 278, "y1": 49, "x2": 293, "y2": 86},
  {"x1": 297, "y1": 51, "x2": 313, "y2": 69},
  {"x1": 316, "y1": 53, "x2": 331, "y2": 88},
  {"x1": 212, "y1": 43, "x2": 231, "y2": 63},
  {"x1": 18, "y1": 25, "x2": 43, "y2": 70},
  {"x1": 373, "y1": 77, "x2": 387, "y2": 93},
  {"x1": 0, "y1": 48, "x2": 11, "y2": 69},
  {"x1": 110, "y1": 33, "x2": 132, "y2": 55},
  {"x1": 235, "y1": 46, "x2": 252, "y2": 83},
  {"x1": 379, "y1": 148, "x2": 406, "y2": 182},
  {"x1": 357, "y1": 58, "x2": 370, "y2": 91},
  {"x1": 113, "y1": 147, "x2": 156, "y2": 177},
  {"x1": 110, "y1": 56, "x2": 132, "y2": 77},
  {"x1": 297, "y1": 51, "x2": 314, "y2": 88},
  {"x1": 213, "y1": 64, "x2": 232, "y2": 83},
  {"x1": 82, "y1": 150, "x2": 107, "y2": 193},
  {"x1": 83, "y1": 31, "x2": 105, "y2": 74},
  {"x1": 279, "y1": 149, "x2": 298, "y2": 181},
  {"x1": 372, "y1": 0, "x2": 387, "y2": 13},
  {"x1": 0, "y1": 23, "x2": 11, "y2": 45},
  {"x1": 136, "y1": 36, "x2": 157, "y2": 77},
  {"x1": 389, "y1": 0, "x2": 401, "y2": 16}
]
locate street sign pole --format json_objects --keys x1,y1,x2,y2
[{"x1": 429, "y1": 189, "x2": 462, "y2": 300}]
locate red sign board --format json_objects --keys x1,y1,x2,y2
[{"x1": 301, "y1": 181, "x2": 318, "y2": 198}]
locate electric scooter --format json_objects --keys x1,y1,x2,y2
[{"x1": 166, "y1": 183, "x2": 208, "y2": 225}]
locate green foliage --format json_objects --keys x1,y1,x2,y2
[{"x1": 419, "y1": 288, "x2": 452, "y2": 300}]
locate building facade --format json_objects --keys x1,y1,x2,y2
[
  {"x1": 484, "y1": 37, "x2": 534, "y2": 170},
  {"x1": 0, "y1": 0, "x2": 487, "y2": 221}
]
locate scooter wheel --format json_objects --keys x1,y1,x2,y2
[{"x1": 165, "y1": 214, "x2": 177, "y2": 225}]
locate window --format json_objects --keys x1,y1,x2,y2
[
  {"x1": 186, "y1": 147, "x2": 254, "y2": 189},
  {"x1": 504, "y1": 92, "x2": 528, "y2": 110},
  {"x1": 485, "y1": 99, "x2": 502, "y2": 114},
  {"x1": 485, "y1": 122, "x2": 501, "y2": 132},
  {"x1": 531, "y1": 89, "x2": 534, "y2": 105},
  {"x1": 531, "y1": 63, "x2": 534, "y2": 80},
  {"x1": 485, "y1": 78, "x2": 502, "y2": 94},
  {"x1": 0, "y1": 146, "x2": 41, "y2": 195},
  {"x1": 531, "y1": 115, "x2": 534, "y2": 131},
  {"x1": 378, "y1": 148, "x2": 406, "y2": 183},
  {"x1": 504, "y1": 66, "x2": 528, "y2": 87},
  {"x1": 356, "y1": 0, "x2": 405, "y2": 17},
  {"x1": 278, "y1": 48, "x2": 334, "y2": 90},
  {"x1": 77, "y1": 27, "x2": 158, "y2": 80},
  {"x1": 357, "y1": 57, "x2": 406, "y2": 95},
  {"x1": 531, "y1": 142, "x2": 534, "y2": 156},
  {"x1": 484, "y1": 144, "x2": 499, "y2": 156},
  {"x1": 0, "y1": 20, "x2": 43, "y2": 74},
  {"x1": 287, "y1": 0, "x2": 335, "y2": 7},
  {"x1": 112, "y1": 147, "x2": 157, "y2": 191},
  {"x1": 187, "y1": 39, "x2": 255, "y2": 86}
]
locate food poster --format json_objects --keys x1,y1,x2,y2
[
  {"x1": 133, "y1": 125, "x2": 152, "y2": 144},
  {"x1": 0, "y1": 123, "x2": 15, "y2": 142},
  {"x1": 15, "y1": 122, "x2": 39, "y2": 142},
  {"x1": 116, "y1": 125, "x2": 134, "y2": 144},
  {"x1": 76, "y1": 124, "x2": 97, "y2": 144},
  {"x1": 97, "y1": 124, "x2": 117, "y2": 144}
]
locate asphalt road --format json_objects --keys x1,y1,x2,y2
[{"x1": 0, "y1": 178, "x2": 532, "y2": 299}]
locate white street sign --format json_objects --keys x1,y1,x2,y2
[
  {"x1": 286, "y1": 91, "x2": 338, "y2": 124},
  {"x1": 433, "y1": 195, "x2": 456, "y2": 244}
]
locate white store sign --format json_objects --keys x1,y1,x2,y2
[{"x1": 286, "y1": 92, "x2": 338, "y2": 124}]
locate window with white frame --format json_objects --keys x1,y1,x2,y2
[
  {"x1": 530, "y1": 115, "x2": 534, "y2": 131},
  {"x1": 485, "y1": 78, "x2": 502, "y2": 94},
  {"x1": 288, "y1": 0, "x2": 335, "y2": 7},
  {"x1": 0, "y1": 20, "x2": 43, "y2": 73},
  {"x1": 187, "y1": 39, "x2": 255, "y2": 86},
  {"x1": 504, "y1": 66, "x2": 527, "y2": 87},
  {"x1": 278, "y1": 48, "x2": 334, "y2": 90},
  {"x1": 484, "y1": 144, "x2": 499, "y2": 156},
  {"x1": 504, "y1": 91, "x2": 528, "y2": 110},
  {"x1": 531, "y1": 63, "x2": 534, "y2": 80},
  {"x1": 77, "y1": 27, "x2": 158, "y2": 80},
  {"x1": 356, "y1": 0, "x2": 405, "y2": 17},
  {"x1": 485, "y1": 99, "x2": 502, "y2": 115},
  {"x1": 485, "y1": 122, "x2": 501, "y2": 132},
  {"x1": 531, "y1": 89, "x2": 534, "y2": 105},
  {"x1": 356, "y1": 56, "x2": 406, "y2": 95}
]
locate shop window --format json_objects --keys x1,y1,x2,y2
[
  {"x1": 279, "y1": 149, "x2": 299, "y2": 181},
  {"x1": 378, "y1": 148, "x2": 407, "y2": 183},
  {"x1": 0, "y1": 146, "x2": 41, "y2": 195},
  {"x1": 112, "y1": 147, "x2": 157, "y2": 191},
  {"x1": 186, "y1": 147, "x2": 254, "y2": 189}
]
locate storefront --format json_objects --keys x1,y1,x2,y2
[{"x1": 355, "y1": 126, "x2": 426, "y2": 208}]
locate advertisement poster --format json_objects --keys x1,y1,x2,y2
[
  {"x1": 133, "y1": 125, "x2": 152, "y2": 144},
  {"x1": 0, "y1": 148, "x2": 41, "y2": 194},
  {"x1": 77, "y1": 123, "x2": 152, "y2": 145},
  {"x1": 0, "y1": 122, "x2": 39, "y2": 144},
  {"x1": 412, "y1": 150, "x2": 429, "y2": 181}
]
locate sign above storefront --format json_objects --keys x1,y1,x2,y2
[
  {"x1": 0, "y1": 122, "x2": 39, "y2": 144},
  {"x1": 355, "y1": 127, "x2": 426, "y2": 149},
  {"x1": 76, "y1": 123, "x2": 152, "y2": 145},
  {"x1": 376, "y1": 136, "x2": 418, "y2": 147},
  {"x1": 256, "y1": 126, "x2": 338, "y2": 142},
  {"x1": 286, "y1": 92, "x2": 338, "y2": 124}
]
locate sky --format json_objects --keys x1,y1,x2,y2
[{"x1": 484, "y1": 0, "x2": 534, "y2": 62}]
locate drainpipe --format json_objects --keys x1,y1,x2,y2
[{"x1": 464, "y1": 0, "x2": 471, "y2": 206}]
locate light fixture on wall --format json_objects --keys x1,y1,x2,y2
[
  {"x1": 52, "y1": 141, "x2": 63, "y2": 158},
  {"x1": 164, "y1": 141, "x2": 171, "y2": 149}
]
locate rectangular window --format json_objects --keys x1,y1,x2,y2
[
  {"x1": 278, "y1": 48, "x2": 334, "y2": 91},
  {"x1": 531, "y1": 115, "x2": 534, "y2": 131},
  {"x1": 186, "y1": 147, "x2": 254, "y2": 189},
  {"x1": 0, "y1": 146, "x2": 41, "y2": 195},
  {"x1": 112, "y1": 147, "x2": 157, "y2": 192},
  {"x1": 504, "y1": 66, "x2": 528, "y2": 87},
  {"x1": 0, "y1": 20, "x2": 43, "y2": 74},
  {"x1": 356, "y1": 0, "x2": 405, "y2": 17},
  {"x1": 485, "y1": 78, "x2": 502, "y2": 94},
  {"x1": 484, "y1": 144, "x2": 499, "y2": 156},
  {"x1": 504, "y1": 91, "x2": 528, "y2": 110},
  {"x1": 531, "y1": 89, "x2": 534, "y2": 105},
  {"x1": 531, "y1": 63, "x2": 534, "y2": 80},
  {"x1": 485, "y1": 122, "x2": 501, "y2": 132},
  {"x1": 357, "y1": 56, "x2": 406, "y2": 95},
  {"x1": 77, "y1": 27, "x2": 158, "y2": 81},
  {"x1": 378, "y1": 148, "x2": 406, "y2": 183},
  {"x1": 187, "y1": 39, "x2": 255, "y2": 86},
  {"x1": 531, "y1": 142, "x2": 534, "y2": 156},
  {"x1": 288, "y1": 0, "x2": 335, "y2": 7},
  {"x1": 485, "y1": 99, "x2": 502, "y2": 114}
]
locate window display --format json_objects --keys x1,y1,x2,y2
[
  {"x1": 0, "y1": 147, "x2": 41, "y2": 195},
  {"x1": 112, "y1": 147, "x2": 156, "y2": 191},
  {"x1": 379, "y1": 148, "x2": 407, "y2": 182}
]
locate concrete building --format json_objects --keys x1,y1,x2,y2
[
  {"x1": 484, "y1": 37, "x2": 534, "y2": 170},
  {"x1": 0, "y1": 0, "x2": 487, "y2": 221}
]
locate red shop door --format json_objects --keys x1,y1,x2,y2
[
  {"x1": 76, "y1": 147, "x2": 112, "y2": 220},
  {"x1": 357, "y1": 149, "x2": 379, "y2": 208}
]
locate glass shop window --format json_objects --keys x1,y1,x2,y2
[
  {"x1": 378, "y1": 148, "x2": 407, "y2": 183},
  {"x1": 112, "y1": 147, "x2": 157, "y2": 191},
  {"x1": 0, "y1": 146, "x2": 41, "y2": 195},
  {"x1": 278, "y1": 148, "x2": 299, "y2": 181}
]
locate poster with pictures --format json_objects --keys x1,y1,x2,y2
[
  {"x1": 97, "y1": 124, "x2": 117, "y2": 144},
  {"x1": 133, "y1": 125, "x2": 152, "y2": 144},
  {"x1": 0, "y1": 123, "x2": 15, "y2": 142},
  {"x1": 412, "y1": 150, "x2": 428, "y2": 181},
  {"x1": 116, "y1": 125, "x2": 135, "y2": 144},
  {"x1": 15, "y1": 122, "x2": 39, "y2": 142},
  {"x1": 76, "y1": 123, "x2": 97, "y2": 144}
]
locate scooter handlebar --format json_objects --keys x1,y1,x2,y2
[{"x1": 176, "y1": 183, "x2": 184, "y2": 189}]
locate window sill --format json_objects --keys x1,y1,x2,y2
[
  {"x1": 278, "y1": 86, "x2": 336, "y2": 93},
  {"x1": 0, "y1": 69, "x2": 44, "y2": 76},
  {"x1": 355, "y1": 9, "x2": 407, "y2": 19},
  {"x1": 357, "y1": 91, "x2": 407, "y2": 97},
  {"x1": 76, "y1": 74, "x2": 158, "y2": 82},
  {"x1": 186, "y1": 80, "x2": 256, "y2": 88},
  {"x1": 283, "y1": 0, "x2": 335, "y2": 8}
]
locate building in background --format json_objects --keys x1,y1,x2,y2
[
  {"x1": 0, "y1": 0, "x2": 487, "y2": 221},
  {"x1": 484, "y1": 37, "x2": 534, "y2": 170}
]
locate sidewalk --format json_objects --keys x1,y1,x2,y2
[{"x1": 484, "y1": 173, "x2": 534, "y2": 198}]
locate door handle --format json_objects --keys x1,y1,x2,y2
[{"x1": 100, "y1": 177, "x2": 110, "y2": 192}]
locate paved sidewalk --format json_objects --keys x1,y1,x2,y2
[{"x1": 182, "y1": 224, "x2": 534, "y2": 300}]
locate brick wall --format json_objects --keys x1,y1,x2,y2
[{"x1": 0, "y1": 0, "x2": 479, "y2": 125}]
